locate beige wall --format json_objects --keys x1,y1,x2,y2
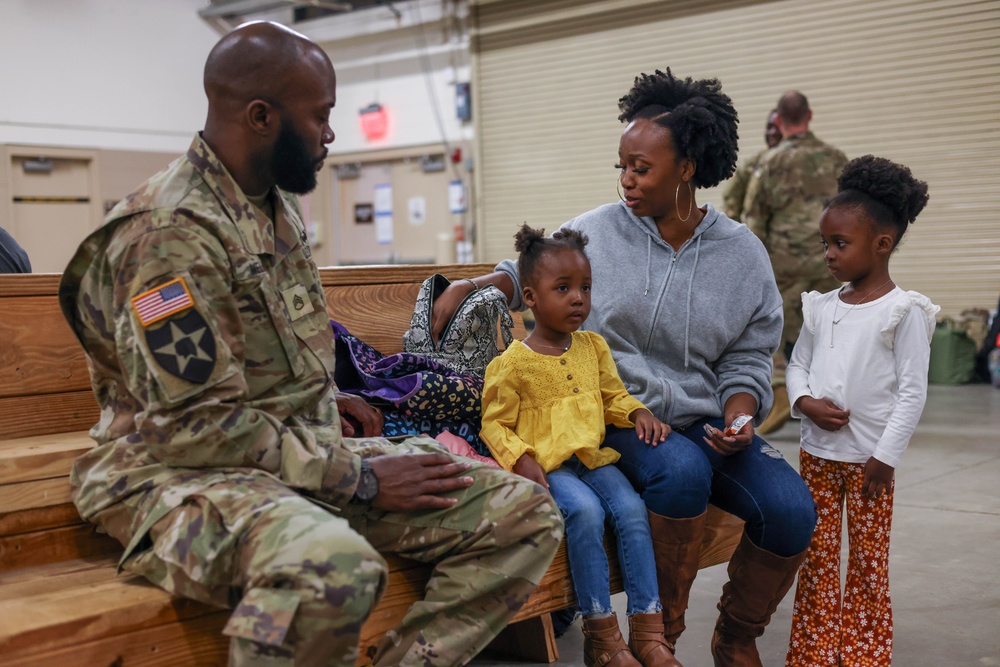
[
  {"x1": 2, "y1": 146, "x2": 180, "y2": 272},
  {"x1": 471, "y1": 0, "x2": 1000, "y2": 315},
  {"x1": 326, "y1": 143, "x2": 473, "y2": 266},
  {"x1": 100, "y1": 149, "x2": 178, "y2": 211},
  {"x1": 0, "y1": 145, "x2": 346, "y2": 271}
]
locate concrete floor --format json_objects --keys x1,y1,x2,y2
[{"x1": 472, "y1": 384, "x2": 1000, "y2": 666}]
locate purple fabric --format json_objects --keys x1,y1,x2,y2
[
  {"x1": 331, "y1": 319, "x2": 473, "y2": 403},
  {"x1": 331, "y1": 320, "x2": 490, "y2": 455}
]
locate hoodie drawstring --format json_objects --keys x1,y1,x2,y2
[
  {"x1": 644, "y1": 236, "x2": 652, "y2": 296},
  {"x1": 683, "y1": 235, "x2": 703, "y2": 370}
]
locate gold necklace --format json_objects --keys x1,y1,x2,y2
[
  {"x1": 526, "y1": 337, "x2": 571, "y2": 352},
  {"x1": 830, "y1": 279, "x2": 893, "y2": 347}
]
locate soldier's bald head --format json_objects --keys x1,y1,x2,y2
[
  {"x1": 777, "y1": 91, "x2": 810, "y2": 126},
  {"x1": 201, "y1": 21, "x2": 337, "y2": 196},
  {"x1": 204, "y1": 21, "x2": 332, "y2": 116}
]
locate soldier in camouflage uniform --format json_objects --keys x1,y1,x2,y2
[
  {"x1": 743, "y1": 91, "x2": 847, "y2": 433},
  {"x1": 722, "y1": 109, "x2": 782, "y2": 222},
  {"x1": 58, "y1": 21, "x2": 562, "y2": 667}
]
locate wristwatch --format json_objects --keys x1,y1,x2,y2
[{"x1": 352, "y1": 460, "x2": 379, "y2": 504}]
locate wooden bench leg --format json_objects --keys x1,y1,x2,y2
[{"x1": 486, "y1": 613, "x2": 559, "y2": 663}]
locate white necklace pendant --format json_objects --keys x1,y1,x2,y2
[{"x1": 831, "y1": 302, "x2": 839, "y2": 347}]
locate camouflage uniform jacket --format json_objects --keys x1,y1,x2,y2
[
  {"x1": 722, "y1": 148, "x2": 767, "y2": 222},
  {"x1": 743, "y1": 131, "x2": 848, "y2": 260},
  {"x1": 59, "y1": 134, "x2": 361, "y2": 554}
]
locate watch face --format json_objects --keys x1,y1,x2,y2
[{"x1": 356, "y1": 465, "x2": 379, "y2": 502}]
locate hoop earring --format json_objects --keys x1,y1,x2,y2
[{"x1": 675, "y1": 181, "x2": 693, "y2": 222}]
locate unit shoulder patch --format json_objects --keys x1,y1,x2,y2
[{"x1": 145, "y1": 309, "x2": 217, "y2": 384}]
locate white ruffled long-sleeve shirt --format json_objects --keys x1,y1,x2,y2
[{"x1": 786, "y1": 287, "x2": 939, "y2": 468}]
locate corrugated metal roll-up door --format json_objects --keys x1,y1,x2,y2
[{"x1": 471, "y1": 0, "x2": 1000, "y2": 315}]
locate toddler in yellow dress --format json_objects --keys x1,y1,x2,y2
[{"x1": 481, "y1": 224, "x2": 679, "y2": 667}]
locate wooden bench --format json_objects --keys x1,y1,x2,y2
[{"x1": 0, "y1": 264, "x2": 744, "y2": 666}]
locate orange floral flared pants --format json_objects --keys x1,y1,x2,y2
[{"x1": 786, "y1": 450, "x2": 894, "y2": 667}]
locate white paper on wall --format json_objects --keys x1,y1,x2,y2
[
  {"x1": 374, "y1": 183, "x2": 393, "y2": 215},
  {"x1": 449, "y1": 180, "x2": 466, "y2": 214},
  {"x1": 375, "y1": 213, "x2": 393, "y2": 244},
  {"x1": 408, "y1": 196, "x2": 426, "y2": 225}
]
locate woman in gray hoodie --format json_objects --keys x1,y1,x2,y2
[{"x1": 433, "y1": 69, "x2": 816, "y2": 667}]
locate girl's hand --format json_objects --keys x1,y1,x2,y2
[
  {"x1": 513, "y1": 452, "x2": 549, "y2": 490},
  {"x1": 797, "y1": 396, "x2": 850, "y2": 432},
  {"x1": 702, "y1": 416, "x2": 754, "y2": 456},
  {"x1": 862, "y1": 457, "x2": 894, "y2": 499},
  {"x1": 631, "y1": 409, "x2": 671, "y2": 445}
]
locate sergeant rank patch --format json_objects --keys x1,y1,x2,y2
[{"x1": 144, "y1": 309, "x2": 217, "y2": 384}]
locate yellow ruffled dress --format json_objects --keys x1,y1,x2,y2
[{"x1": 481, "y1": 330, "x2": 647, "y2": 473}]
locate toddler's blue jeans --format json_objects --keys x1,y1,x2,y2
[
  {"x1": 605, "y1": 419, "x2": 817, "y2": 557},
  {"x1": 547, "y1": 457, "x2": 662, "y2": 617}
]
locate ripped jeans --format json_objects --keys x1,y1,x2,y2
[
  {"x1": 606, "y1": 419, "x2": 817, "y2": 557},
  {"x1": 547, "y1": 457, "x2": 661, "y2": 617}
]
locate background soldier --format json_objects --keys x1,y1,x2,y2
[
  {"x1": 58, "y1": 21, "x2": 562, "y2": 667},
  {"x1": 743, "y1": 91, "x2": 847, "y2": 434},
  {"x1": 723, "y1": 109, "x2": 782, "y2": 222}
]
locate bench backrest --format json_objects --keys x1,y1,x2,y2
[
  {"x1": 0, "y1": 264, "x2": 524, "y2": 571},
  {"x1": 0, "y1": 275, "x2": 94, "y2": 441},
  {"x1": 0, "y1": 264, "x2": 522, "y2": 441}
]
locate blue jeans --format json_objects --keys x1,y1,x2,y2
[
  {"x1": 547, "y1": 458, "x2": 661, "y2": 617},
  {"x1": 605, "y1": 419, "x2": 817, "y2": 557}
]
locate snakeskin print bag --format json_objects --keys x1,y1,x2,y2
[{"x1": 403, "y1": 274, "x2": 513, "y2": 377}]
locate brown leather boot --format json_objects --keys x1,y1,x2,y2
[
  {"x1": 710, "y1": 531, "x2": 807, "y2": 667},
  {"x1": 627, "y1": 612, "x2": 682, "y2": 667},
  {"x1": 582, "y1": 613, "x2": 641, "y2": 667},
  {"x1": 648, "y1": 510, "x2": 707, "y2": 649}
]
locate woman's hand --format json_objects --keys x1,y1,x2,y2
[
  {"x1": 631, "y1": 408, "x2": 671, "y2": 445},
  {"x1": 336, "y1": 391, "x2": 384, "y2": 437},
  {"x1": 702, "y1": 417, "x2": 754, "y2": 456},
  {"x1": 430, "y1": 280, "x2": 477, "y2": 344},
  {"x1": 430, "y1": 272, "x2": 515, "y2": 344},
  {"x1": 796, "y1": 396, "x2": 850, "y2": 432},
  {"x1": 512, "y1": 453, "x2": 549, "y2": 490},
  {"x1": 862, "y1": 457, "x2": 894, "y2": 499}
]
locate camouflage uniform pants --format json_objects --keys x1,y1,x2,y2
[
  {"x1": 772, "y1": 257, "x2": 841, "y2": 367},
  {"x1": 96, "y1": 439, "x2": 563, "y2": 667}
]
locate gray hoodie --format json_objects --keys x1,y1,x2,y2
[{"x1": 497, "y1": 201, "x2": 782, "y2": 429}]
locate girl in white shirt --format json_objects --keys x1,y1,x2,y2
[{"x1": 784, "y1": 156, "x2": 938, "y2": 667}]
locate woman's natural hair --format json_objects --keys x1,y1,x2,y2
[
  {"x1": 617, "y1": 68, "x2": 740, "y2": 188},
  {"x1": 826, "y1": 155, "x2": 929, "y2": 244},
  {"x1": 514, "y1": 223, "x2": 589, "y2": 287}
]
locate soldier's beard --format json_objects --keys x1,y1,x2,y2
[{"x1": 272, "y1": 124, "x2": 322, "y2": 194}]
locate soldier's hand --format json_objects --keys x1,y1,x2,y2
[
  {"x1": 336, "y1": 392, "x2": 383, "y2": 437},
  {"x1": 367, "y1": 453, "x2": 474, "y2": 511}
]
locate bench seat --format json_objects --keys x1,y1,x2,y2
[{"x1": 0, "y1": 266, "x2": 744, "y2": 665}]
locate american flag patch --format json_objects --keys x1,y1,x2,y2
[{"x1": 131, "y1": 277, "x2": 194, "y2": 327}]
